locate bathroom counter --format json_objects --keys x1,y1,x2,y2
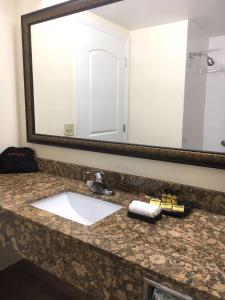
[{"x1": 0, "y1": 172, "x2": 225, "y2": 300}]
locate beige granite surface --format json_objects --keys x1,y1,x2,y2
[{"x1": 0, "y1": 172, "x2": 225, "y2": 299}]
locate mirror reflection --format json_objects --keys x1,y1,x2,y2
[{"x1": 31, "y1": 0, "x2": 225, "y2": 152}]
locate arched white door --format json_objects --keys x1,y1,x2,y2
[{"x1": 76, "y1": 22, "x2": 128, "y2": 143}]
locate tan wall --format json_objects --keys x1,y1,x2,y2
[
  {"x1": 0, "y1": 0, "x2": 21, "y2": 269},
  {"x1": 32, "y1": 18, "x2": 75, "y2": 137},
  {"x1": 128, "y1": 20, "x2": 188, "y2": 148},
  {"x1": 15, "y1": 0, "x2": 225, "y2": 193},
  {"x1": 0, "y1": 0, "x2": 18, "y2": 152}
]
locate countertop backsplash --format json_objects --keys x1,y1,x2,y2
[{"x1": 37, "y1": 158, "x2": 225, "y2": 216}]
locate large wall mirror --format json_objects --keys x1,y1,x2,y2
[{"x1": 22, "y1": 0, "x2": 225, "y2": 168}]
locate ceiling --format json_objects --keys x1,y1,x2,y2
[{"x1": 91, "y1": 0, "x2": 225, "y2": 36}]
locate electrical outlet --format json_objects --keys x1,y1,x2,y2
[{"x1": 64, "y1": 124, "x2": 74, "y2": 137}]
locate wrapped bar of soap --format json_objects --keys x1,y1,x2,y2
[
  {"x1": 172, "y1": 204, "x2": 184, "y2": 212},
  {"x1": 129, "y1": 200, "x2": 161, "y2": 217},
  {"x1": 150, "y1": 198, "x2": 161, "y2": 207},
  {"x1": 128, "y1": 200, "x2": 162, "y2": 224},
  {"x1": 160, "y1": 202, "x2": 172, "y2": 210}
]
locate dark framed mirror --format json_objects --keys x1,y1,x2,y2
[{"x1": 22, "y1": 0, "x2": 225, "y2": 169}]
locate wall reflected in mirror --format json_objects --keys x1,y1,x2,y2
[{"x1": 31, "y1": 0, "x2": 225, "y2": 152}]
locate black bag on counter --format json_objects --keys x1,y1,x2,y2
[{"x1": 0, "y1": 147, "x2": 38, "y2": 174}]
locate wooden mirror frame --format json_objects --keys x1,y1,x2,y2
[{"x1": 22, "y1": 0, "x2": 225, "y2": 169}]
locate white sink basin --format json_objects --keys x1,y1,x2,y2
[{"x1": 31, "y1": 192, "x2": 122, "y2": 226}]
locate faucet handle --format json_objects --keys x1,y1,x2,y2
[
  {"x1": 95, "y1": 170, "x2": 104, "y2": 182},
  {"x1": 84, "y1": 170, "x2": 104, "y2": 182}
]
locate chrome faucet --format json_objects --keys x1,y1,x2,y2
[
  {"x1": 86, "y1": 170, "x2": 114, "y2": 196},
  {"x1": 94, "y1": 170, "x2": 104, "y2": 183}
]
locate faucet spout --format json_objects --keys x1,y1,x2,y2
[{"x1": 86, "y1": 170, "x2": 114, "y2": 196}]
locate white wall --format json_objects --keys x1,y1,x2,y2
[
  {"x1": 0, "y1": 0, "x2": 18, "y2": 152},
  {"x1": 182, "y1": 22, "x2": 209, "y2": 150},
  {"x1": 15, "y1": 0, "x2": 225, "y2": 193},
  {"x1": 128, "y1": 21, "x2": 188, "y2": 148},
  {"x1": 32, "y1": 17, "x2": 75, "y2": 137},
  {"x1": 204, "y1": 35, "x2": 225, "y2": 152}
]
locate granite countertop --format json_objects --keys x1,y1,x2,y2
[{"x1": 0, "y1": 172, "x2": 225, "y2": 299}]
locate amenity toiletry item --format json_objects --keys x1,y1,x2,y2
[
  {"x1": 140, "y1": 191, "x2": 192, "y2": 218},
  {"x1": 149, "y1": 198, "x2": 161, "y2": 207},
  {"x1": 172, "y1": 205, "x2": 185, "y2": 213},
  {"x1": 161, "y1": 203, "x2": 173, "y2": 210},
  {"x1": 161, "y1": 201, "x2": 191, "y2": 218},
  {"x1": 161, "y1": 189, "x2": 178, "y2": 204},
  {"x1": 129, "y1": 200, "x2": 161, "y2": 218},
  {"x1": 127, "y1": 200, "x2": 162, "y2": 223}
]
